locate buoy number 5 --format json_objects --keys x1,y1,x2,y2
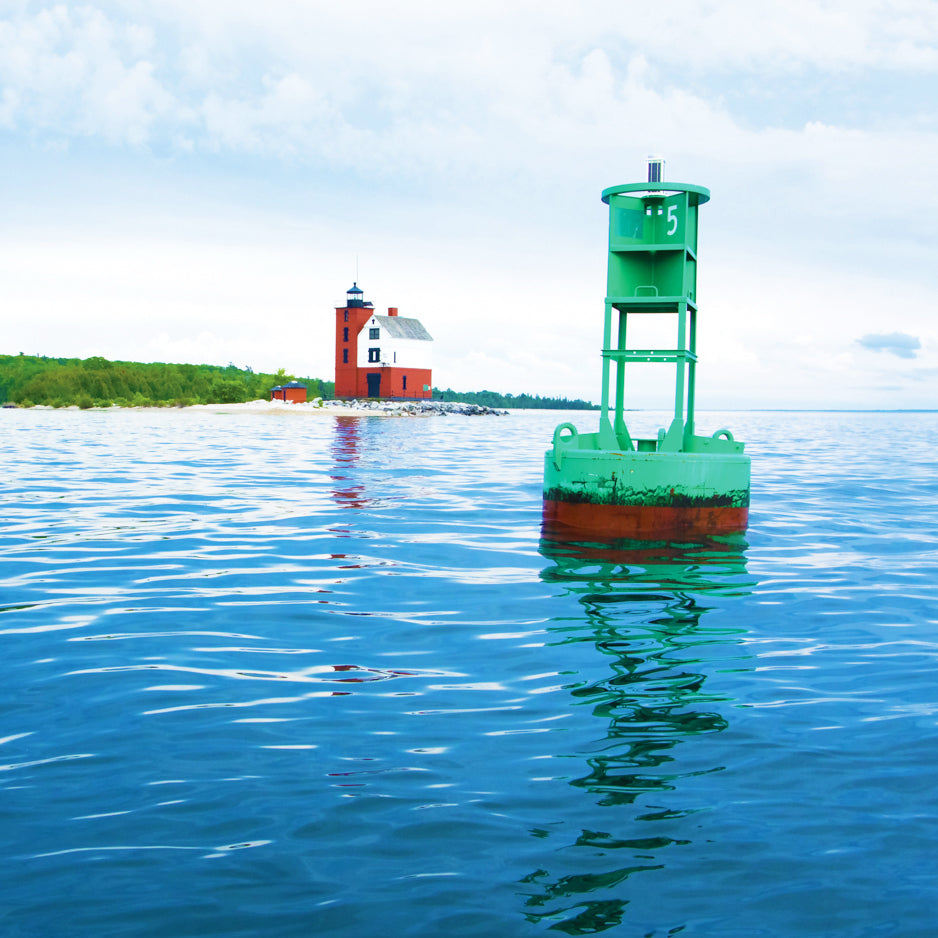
[{"x1": 667, "y1": 205, "x2": 679, "y2": 236}]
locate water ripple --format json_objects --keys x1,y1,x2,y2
[{"x1": 1, "y1": 408, "x2": 937, "y2": 936}]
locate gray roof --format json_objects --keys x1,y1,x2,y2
[{"x1": 373, "y1": 315, "x2": 432, "y2": 341}]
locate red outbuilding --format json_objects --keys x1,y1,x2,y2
[{"x1": 270, "y1": 381, "x2": 308, "y2": 403}]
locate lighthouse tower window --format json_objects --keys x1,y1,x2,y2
[
  {"x1": 343, "y1": 349, "x2": 348, "y2": 364},
  {"x1": 368, "y1": 348, "x2": 380, "y2": 363},
  {"x1": 343, "y1": 327, "x2": 349, "y2": 341}
]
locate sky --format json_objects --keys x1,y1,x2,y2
[{"x1": 2, "y1": 0, "x2": 937, "y2": 409}]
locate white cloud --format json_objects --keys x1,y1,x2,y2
[
  {"x1": 0, "y1": 5, "x2": 174, "y2": 144},
  {"x1": 3, "y1": 1, "x2": 936, "y2": 167},
  {"x1": 2, "y1": 0, "x2": 938, "y2": 408}
]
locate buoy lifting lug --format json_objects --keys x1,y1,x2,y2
[{"x1": 552, "y1": 423, "x2": 578, "y2": 469}]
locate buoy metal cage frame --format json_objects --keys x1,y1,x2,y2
[{"x1": 596, "y1": 180, "x2": 712, "y2": 454}]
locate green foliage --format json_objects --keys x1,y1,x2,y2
[
  {"x1": 212, "y1": 379, "x2": 246, "y2": 404},
  {"x1": 432, "y1": 388, "x2": 598, "y2": 410},
  {"x1": 0, "y1": 354, "x2": 584, "y2": 410},
  {"x1": 0, "y1": 354, "x2": 333, "y2": 408}
]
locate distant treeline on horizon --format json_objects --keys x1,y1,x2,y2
[
  {"x1": 432, "y1": 387, "x2": 598, "y2": 410},
  {"x1": 0, "y1": 355, "x2": 598, "y2": 410}
]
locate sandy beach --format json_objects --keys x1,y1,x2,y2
[{"x1": 21, "y1": 398, "x2": 508, "y2": 417}]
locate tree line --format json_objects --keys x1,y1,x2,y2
[
  {"x1": 432, "y1": 388, "x2": 598, "y2": 410},
  {"x1": 0, "y1": 354, "x2": 598, "y2": 410},
  {"x1": 0, "y1": 354, "x2": 333, "y2": 408}
]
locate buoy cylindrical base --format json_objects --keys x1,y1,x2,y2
[{"x1": 543, "y1": 498, "x2": 748, "y2": 539}]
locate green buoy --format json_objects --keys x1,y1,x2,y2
[{"x1": 543, "y1": 159, "x2": 751, "y2": 539}]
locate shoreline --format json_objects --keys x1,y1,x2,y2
[{"x1": 12, "y1": 398, "x2": 510, "y2": 417}]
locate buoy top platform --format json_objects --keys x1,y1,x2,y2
[
  {"x1": 543, "y1": 158, "x2": 751, "y2": 541},
  {"x1": 601, "y1": 180, "x2": 710, "y2": 206}
]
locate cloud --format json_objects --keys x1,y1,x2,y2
[
  {"x1": 2, "y1": 1, "x2": 937, "y2": 177},
  {"x1": 2, "y1": 1, "x2": 938, "y2": 409},
  {"x1": 856, "y1": 332, "x2": 922, "y2": 358},
  {"x1": 0, "y1": 5, "x2": 176, "y2": 145},
  {"x1": 0, "y1": 1, "x2": 935, "y2": 255}
]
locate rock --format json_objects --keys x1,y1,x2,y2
[{"x1": 336, "y1": 399, "x2": 507, "y2": 416}]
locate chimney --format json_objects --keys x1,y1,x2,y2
[{"x1": 388, "y1": 307, "x2": 398, "y2": 316}]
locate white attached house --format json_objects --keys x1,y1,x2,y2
[{"x1": 355, "y1": 311, "x2": 433, "y2": 399}]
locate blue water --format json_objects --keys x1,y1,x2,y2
[{"x1": 1, "y1": 407, "x2": 937, "y2": 937}]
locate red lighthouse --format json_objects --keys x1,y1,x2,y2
[
  {"x1": 334, "y1": 283, "x2": 374, "y2": 399},
  {"x1": 333, "y1": 283, "x2": 433, "y2": 399}
]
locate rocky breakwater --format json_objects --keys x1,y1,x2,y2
[{"x1": 338, "y1": 399, "x2": 508, "y2": 416}]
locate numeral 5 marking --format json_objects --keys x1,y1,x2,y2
[{"x1": 667, "y1": 205, "x2": 678, "y2": 236}]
